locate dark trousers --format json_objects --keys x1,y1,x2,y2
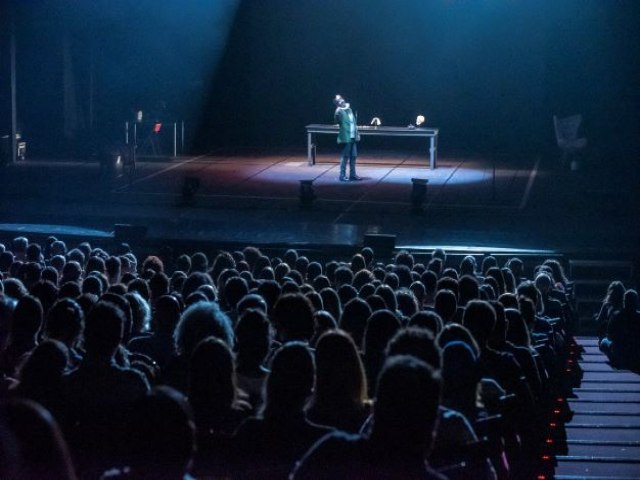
[{"x1": 339, "y1": 140, "x2": 357, "y2": 178}]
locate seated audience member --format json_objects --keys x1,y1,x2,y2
[
  {"x1": 382, "y1": 328, "x2": 482, "y2": 463},
  {"x1": 0, "y1": 295, "x2": 43, "y2": 378},
  {"x1": 441, "y1": 340, "x2": 482, "y2": 423},
  {"x1": 163, "y1": 300, "x2": 234, "y2": 393},
  {"x1": 60, "y1": 301, "x2": 150, "y2": 476},
  {"x1": 306, "y1": 330, "x2": 371, "y2": 433},
  {"x1": 272, "y1": 293, "x2": 315, "y2": 344},
  {"x1": 409, "y1": 310, "x2": 443, "y2": 336},
  {"x1": 0, "y1": 398, "x2": 78, "y2": 480},
  {"x1": 128, "y1": 294, "x2": 181, "y2": 370},
  {"x1": 362, "y1": 310, "x2": 402, "y2": 396},
  {"x1": 434, "y1": 289, "x2": 458, "y2": 325},
  {"x1": 11, "y1": 339, "x2": 68, "y2": 415},
  {"x1": 595, "y1": 280, "x2": 625, "y2": 339},
  {"x1": 292, "y1": 355, "x2": 446, "y2": 480},
  {"x1": 489, "y1": 301, "x2": 541, "y2": 400},
  {"x1": 232, "y1": 342, "x2": 333, "y2": 479},
  {"x1": 189, "y1": 337, "x2": 251, "y2": 476},
  {"x1": 104, "y1": 386, "x2": 195, "y2": 480},
  {"x1": 234, "y1": 309, "x2": 271, "y2": 409},
  {"x1": 310, "y1": 310, "x2": 337, "y2": 346},
  {"x1": 600, "y1": 289, "x2": 640, "y2": 369}
]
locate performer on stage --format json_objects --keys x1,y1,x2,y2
[{"x1": 334, "y1": 95, "x2": 362, "y2": 181}]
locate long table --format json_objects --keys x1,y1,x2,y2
[{"x1": 305, "y1": 124, "x2": 439, "y2": 169}]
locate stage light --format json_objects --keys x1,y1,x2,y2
[
  {"x1": 410, "y1": 178, "x2": 428, "y2": 213},
  {"x1": 416, "y1": 115, "x2": 425, "y2": 126},
  {"x1": 299, "y1": 179, "x2": 316, "y2": 207}
]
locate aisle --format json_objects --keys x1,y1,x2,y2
[{"x1": 554, "y1": 337, "x2": 640, "y2": 480}]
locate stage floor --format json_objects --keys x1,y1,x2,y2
[{"x1": 0, "y1": 151, "x2": 637, "y2": 253}]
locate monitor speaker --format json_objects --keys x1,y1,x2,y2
[{"x1": 363, "y1": 234, "x2": 396, "y2": 256}]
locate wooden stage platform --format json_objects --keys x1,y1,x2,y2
[{"x1": 0, "y1": 150, "x2": 637, "y2": 254}]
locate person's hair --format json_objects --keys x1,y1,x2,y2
[
  {"x1": 263, "y1": 342, "x2": 315, "y2": 418},
  {"x1": 604, "y1": 281, "x2": 625, "y2": 309},
  {"x1": 236, "y1": 306, "x2": 270, "y2": 362},
  {"x1": 15, "y1": 339, "x2": 68, "y2": 401},
  {"x1": 334, "y1": 266, "x2": 354, "y2": 287},
  {"x1": 498, "y1": 292, "x2": 519, "y2": 310},
  {"x1": 84, "y1": 301, "x2": 125, "y2": 357},
  {"x1": 350, "y1": 254, "x2": 366, "y2": 274},
  {"x1": 283, "y1": 249, "x2": 299, "y2": 268},
  {"x1": 209, "y1": 252, "x2": 235, "y2": 284},
  {"x1": 624, "y1": 289, "x2": 639, "y2": 314},
  {"x1": 518, "y1": 295, "x2": 537, "y2": 330},
  {"x1": 10, "y1": 295, "x2": 43, "y2": 341},
  {"x1": 461, "y1": 299, "x2": 496, "y2": 348},
  {"x1": 127, "y1": 386, "x2": 195, "y2": 475},
  {"x1": 241, "y1": 246, "x2": 262, "y2": 271},
  {"x1": 364, "y1": 310, "x2": 402, "y2": 358},
  {"x1": 175, "y1": 254, "x2": 191, "y2": 274},
  {"x1": 386, "y1": 327, "x2": 441, "y2": 369},
  {"x1": 506, "y1": 257, "x2": 524, "y2": 279},
  {"x1": 45, "y1": 298, "x2": 84, "y2": 344},
  {"x1": 223, "y1": 276, "x2": 249, "y2": 311},
  {"x1": 61, "y1": 261, "x2": 82, "y2": 283},
  {"x1": 434, "y1": 288, "x2": 457, "y2": 323},
  {"x1": 375, "y1": 284, "x2": 397, "y2": 313},
  {"x1": 174, "y1": 301, "x2": 234, "y2": 357},
  {"x1": 340, "y1": 297, "x2": 372, "y2": 349},
  {"x1": 396, "y1": 288, "x2": 419, "y2": 318},
  {"x1": 1, "y1": 399, "x2": 78, "y2": 480},
  {"x1": 372, "y1": 355, "x2": 441, "y2": 456},
  {"x1": 181, "y1": 271, "x2": 214, "y2": 300},
  {"x1": 517, "y1": 280, "x2": 542, "y2": 312},
  {"x1": 319, "y1": 287, "x2": 341, "y2": 321},
  {"x1": 311, "y1": 330, "x2": 368, "y2": 408},
  {"x1": 29, "y1": 280, "x2": 58, "y2": 316},
  {"x1": 437, "y1": 322, "x2": 480, "y2": 358},
  {"x1": 481, "y1": 255, "x2": 497, "y2": 275},
  {"x1": 436, "y1": 277, "x2": 459, "y2": 298},
  {"x1": 394, "y1": 250, "x2": 415, "y2": 270},
  {"x1": 313, "y1": 274, "x2": 331, "y2": 292},
  {"x1": 272, "y1": 293, "x2": 315, "y2": 342},
  {"x1": 189, "y1": 336, "x2": 238, "y2": 414},
  {"x1": 505, "y1": 307, "x2": 531, "y2": 347},
  {"x1": 408, "y1": 310, "x2": 443, "y2": 335},
  {"x1": 128, "y1": 278, "x2": 151, "y2": 302},
  {"x1": 125, "y1": 291, "x2": 151, "y2": 334},
  {"x1": 149, "y1": 271, "x2": 170, "y2": 299},
  {"x1": 485, "y1": 267, "x2": 505, "y2": 295},
  {"x1": 542, "y1": 259, "x2": 569, "y2": 286},
  {"x1": 352, "y1": 269, "x2": 374, "y2": 291},
  {"x1": 82, "y1": 275, "x2": 103, "y2": 296}
]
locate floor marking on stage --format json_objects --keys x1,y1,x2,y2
[
  {"x1": 424, "y1": 158, "x2": 465, "y2": 208},
  {"x1": 519, "y1": 156, "x2": 540, "y2": 210},
  {"x1": 113, "y1": 154, "x2": 209, "y2": 192},
  {"x1": 332, "y1": 155, "x2": 410, "y2": 224}
]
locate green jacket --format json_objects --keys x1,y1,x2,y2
[{"x1": 334, "y1": 107, "x2": 360, "y2": 144}]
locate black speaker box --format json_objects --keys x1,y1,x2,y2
[{"x1": 363, "y1": 234, "x2": 396, "y2": 256}]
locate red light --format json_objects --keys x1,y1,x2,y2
[
  {"x1": 554, "y1": 409, "x2": 561, "y2": 414},
  {"x1": 542, "y1": 455, "x2": 551, "y2": 461},
  {"x1": 538, "y1": 476, "x2": 546, "y2": 480},
  {"x1": 546, "y1": 438, "x2": 554, "y2": 444},
  {"x1": 549, "y1": 423, "x2": 557, "y2": 427},
  {"x1": 557, "y1": 398, "x2": 564, "y2": 402}
]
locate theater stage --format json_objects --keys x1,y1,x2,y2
[{"x1": 0, "y1": 150, "x2": 637, "y2": 255}]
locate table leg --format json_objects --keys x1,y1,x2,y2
[
  {"x1": 307, "y1": 132, "x2": 313, "y2": 166},
  {"x1": 430, "y1": 134, "x2": 437, "y2": 169}
]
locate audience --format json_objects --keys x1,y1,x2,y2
[{"x1": 0, "y1": 236, "x2": 626, "y2": 479}]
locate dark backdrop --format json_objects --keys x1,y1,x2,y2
[{"x1": 1, "y1": 0, "x2": 639, "y2": 160}]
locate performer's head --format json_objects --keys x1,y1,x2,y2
[{"x1": 334, "y1": 95, "x2": 346, "y2": 108}]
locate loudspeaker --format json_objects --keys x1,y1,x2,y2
[
  {"x1": 363, "y1": 234, "x2": 396, "y2": 257},
  {"x1": 114, "y1": 224, "x2": 148, "y2": 244}
]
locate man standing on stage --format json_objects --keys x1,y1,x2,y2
[{"x1": 334, "y1": 95, "x2": 362, "y2": 182}]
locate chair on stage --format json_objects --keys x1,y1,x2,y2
[{"x1": 553, "y1": 114, "x2": 587, "y2": 170}]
